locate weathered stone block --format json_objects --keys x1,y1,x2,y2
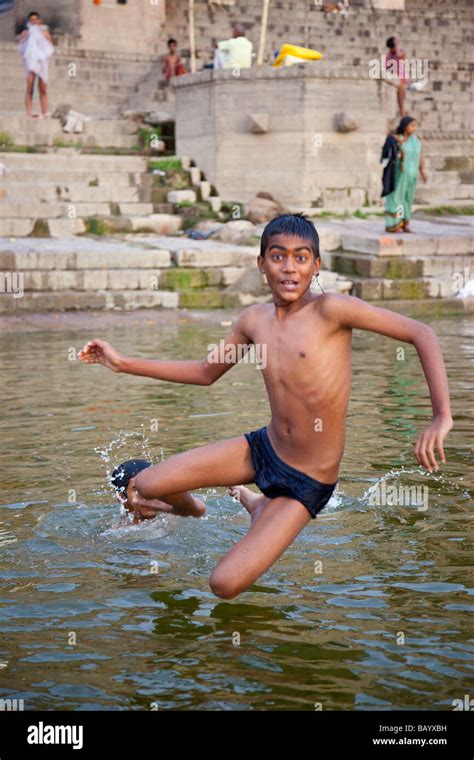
[
  {"x1": 167, "y1": 189, "x2": 197, "y2": 204},
  {"x1": 382, "y1": 278, "x2": 431, "y2": 300},
  {"x1": 105, "y1": 270, "x2": 140, "y2": 290},
  {"x1": 83, "y1": 269, "x2": 108, "y2": 290},
  {"x1": 179, "y1": 287, "x2": 225, "y2": 309},
  {"x1": 208, "y1": 197, "x2": 222, "y2": 212},
  {"x1": 129, "y1": 214, "x2": 182, "y2": 234},
  {"x1": 352, "y1": 278, "x2": 383, "y2": 300},
  {"x1": 160, "y1": 268, "x2": 209, "y2": 290}
]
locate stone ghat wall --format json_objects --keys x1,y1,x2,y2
[
  {"x1": 9, "y1": 0, "x2": 166, "y2": 56},
  {"x1": 14, "y1": 0, "x2": 80, "y2": 35},
  {"x1": 76, "y1": 0, "x2": 166, "y2": 56},
  {"x1": 166, "y1": 0, "x2": 473, "y2": 65},
  {"x1": 173, "y1": 64, "x2": 473, "y2": 210},
  {"x1": 173, "y1": 67, "x2": 387, "y2": 209},
  {"x1": 405, "y1": 0, "x2": 472, "y2": 9}
]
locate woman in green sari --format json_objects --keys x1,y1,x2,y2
[{"x1": 385, "y1": 116, "x2": 427, "y2": 233}]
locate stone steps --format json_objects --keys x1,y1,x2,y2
[
  {"x1": 0, "y1": 80, "x2": 138, "y2": 98},
  {"x1": 0, "y1": 152, "x2": 148, "y2": 171},
  {"x1": 328, "y1": 249, "x2": 473, "y2": 280},
  {"x1": 5, "y1": 269, "x2": 168, "y2": 291},
  {"x1": 415, "y1": 185, "x2": 474, "y2": 204},
  {"x1": 350, "y1": 273, "x2": 469, "y2": 300},
  {"x1": 420, "y1": 170, "x2": 462, "y2": 186},
  {"x1": 0, "y1": 42, "x2": 160, "y2": 119},
  {"x1": 422, "y1": 148, "x2": 474, "y2": 202},
  {"x1": 0, "y1": 61, "x2": 149, "y2": 82},
  {"x1": 3, "y1": 183, "x2": 144, "y2": 203},
  {"x1": 0, "y1": 114, "x2": 139, "y2": 148},
  {"x1": 166, "y1": 1, "x2": 473, "y2": 65},
  {"x1": 319, "y1": 216, "x2": 474, "y2": 300},
  {"x1": 1, "y1": 190, "x2": 150, "y2": 211},
  {"x1": 0, "y1": 240, "x2": 171, "y2": 270},
  {"x1": 2, "y1": 169, "x2": 144, "y2": 184},
  {"x1": 0, "y1": 114, "x2": 137, "y2": 135},
  {"x1": 0, "y1": 287, "x2": 246, "y2": 312},
  {"x1": 0, "y1": 91, "x2": 137, "y2": 114},
  {"x1": 0, "y1": 289, "x2": 179, "y2": 313},
  {"x1": 11, "y1": 211, "x2": 157, "y2": 237},
  {"x1": 429, "y1": 155, "x2": 474, "y2": 171},
  {"x1": 0, "y1": 44, "x2": 157, "y2": 71},
  {"x1": 351, "y1": 276, "x2": 433, "y2": 300},
  {"x1": 317, "y1": 218, "x2": 474, "y2": 257},
  {"x1": 1, "y1": 133, "x2": 136, "y2": 150},
  {"x1": 0, "y1": 212, "x2": 182, "y2": 237},
  {"x1": 0, "y1": 218, "x2": 89, "y2": 236},
  {"x1": 0, "y1": 151, "x2": 160, "y2": 236},
  {"x1": 0, "y1": 235, "x2": 262, "y2": 312},
  {"x1": 0, "y1": 101, "x2": 130, "y2": 118}
]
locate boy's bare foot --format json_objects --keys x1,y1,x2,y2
[
  {"x1": 126, "y1": 488, "x2": 206, "y2": 521},
  {"x1": 228, "y1": 485, "x2": 270, "y2": 523}
]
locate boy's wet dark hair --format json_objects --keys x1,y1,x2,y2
[
  {"x1": 111, "y1": 459, "x2": 151, "y2": 501},
  {"x1": 260, "y1": 213, "x2": 320, "y2": 259},
  {"x1": 386, "y1": 36, "x2": 396, "y2": 48},
  {"x1": 167, "y1": 38, "x2": 177, "y2": 46}
]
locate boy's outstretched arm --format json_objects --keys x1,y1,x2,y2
[
  {"x1": 77, "y1": 308, "x2": 255, "y2": 386},
  {"x1": 320, "y1": 294, "x2": 453, "y2": 472}
]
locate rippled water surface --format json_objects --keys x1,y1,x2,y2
[{"x1": 0, "y1": 310, "x2": 473, "y2": 710}]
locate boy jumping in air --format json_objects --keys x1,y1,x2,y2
[{"x1": 78, "y1": 214, "x2": 453, "y2": 599}]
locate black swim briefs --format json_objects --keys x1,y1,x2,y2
[{"x1": 244, "y1": 426, "x2": 337, "y2": 519}]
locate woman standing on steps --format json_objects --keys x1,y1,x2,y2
[
  {"x1": 384, "y1": 116, "x2": 428, "y2": 234},
  {"x1": 18, "y1": 11, "x2": 54, "y2": 119}
]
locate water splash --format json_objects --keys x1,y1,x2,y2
[
  {"x1": 100, "y1": 515, "x2": 170, "y2": 542},
  {"x1": 361, "y1": 466, "x2": 471, "y2": 507},
  {"x1": 94, "y1": 423, "x2": 164, "y2": 501}
]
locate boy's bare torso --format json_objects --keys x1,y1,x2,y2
[{"x1": 242, "y1": 293, "x2": 351, "y2": 484}]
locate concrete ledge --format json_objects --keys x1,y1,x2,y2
[
  {"x1": 0, "y1": 289, "x2": 178, "y2": 314},
  {"x1": 0, "y1": 247, "x2": 172, "y2": 270},
  {"x1": 20, "y1": 269, "x2": 163, "y2": 291}
]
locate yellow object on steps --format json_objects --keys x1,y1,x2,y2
[{"x1": 272, "y1": 43, "x2": 324, "y2": 68}]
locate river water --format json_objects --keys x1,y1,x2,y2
[{"x1": 0, "y1": 309, "x2": 472, "y2": 710}]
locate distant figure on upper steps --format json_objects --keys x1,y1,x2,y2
[
  {"x1": 18, "y1": 10, "x2": 54, "y2": 119},
  {"x1": 214, "y1": 25, "x2": 253, "y2": 70},
  {"x1": 162, "y1": 38, "x2": 188, "y2": 82},
  {"x1": 385, "y1": 35, "x2": 408, "y2": 117},
  {"x1": 322, "y1": 2, "x2": 351, "y2": 13}
]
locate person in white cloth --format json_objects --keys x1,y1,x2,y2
[
  {"x1": 18, "y1": 11, "x2": 54, "y2": 119},
  {"x1": 214, "y1": 25, "x2": 253, "y2": 70}
]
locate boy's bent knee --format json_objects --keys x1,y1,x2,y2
[{"x1": 209, "y1": 568, "x2": 243, "y2": 600}]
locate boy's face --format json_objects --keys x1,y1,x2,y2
[
  {"x1": 258, "y1": 233, "x2": 320, "y2": 301},
  {"x1": 168, "y1": 41, "x2": 177, "y2": 54}
]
